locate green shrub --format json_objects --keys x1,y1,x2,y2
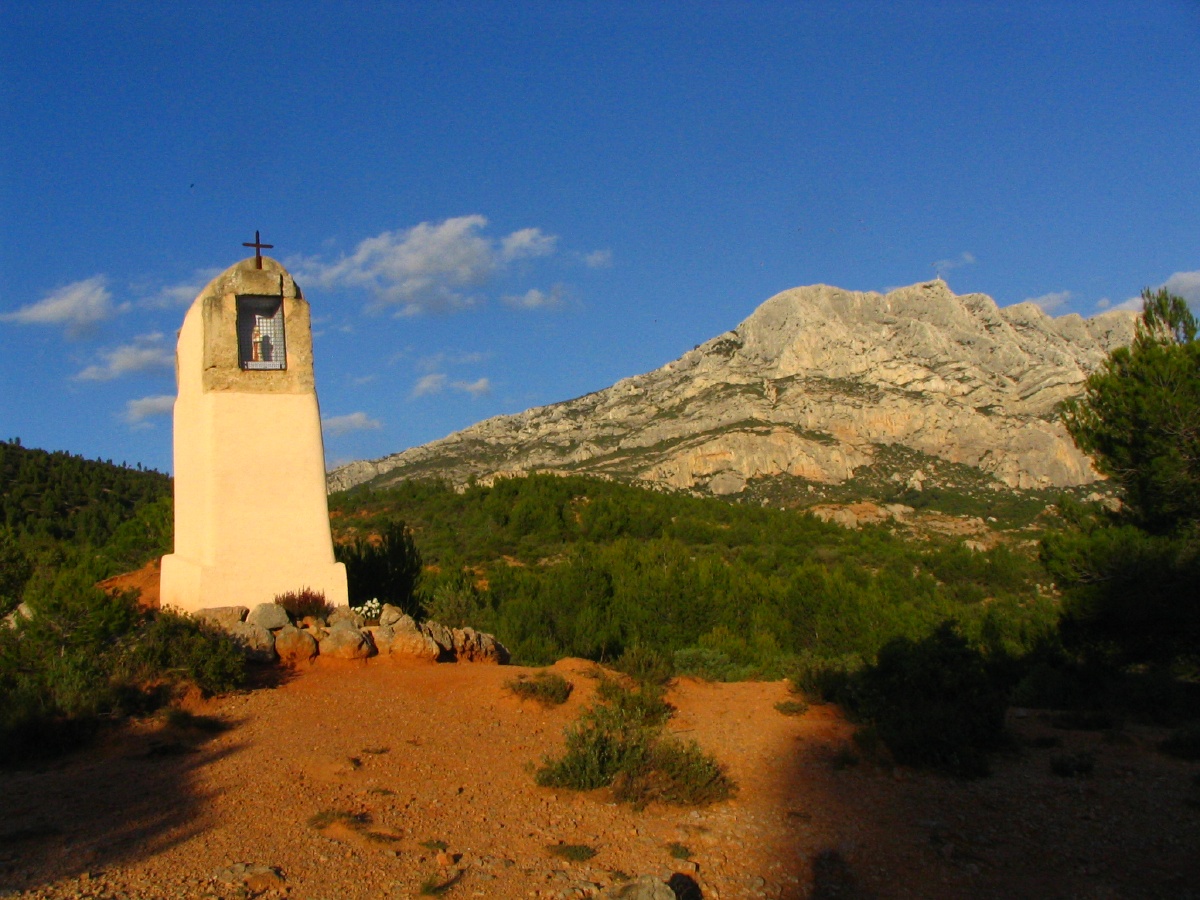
[
  {"x1": 507, "y1": 671, "x2": 573, "y2": 706},
  {"x1": 857, "y1": 623, "x2": 1008, "y2": 777},
  {"x1": 335, "y1": 520, "x2": 423, "y2": 615},
  {"x1": 547, "y1": 843, "x2": 596, "y2": 862},
  {"x1": 774, "y1": 699, "x2": 809, "y2": 716},
  {"x1": 423, "y1": 573, "x2": 487, "y2": 628},
  {"x1": 667, "y1": 842, "x2": 691, "y2": 860},
  {"x1": 274, "y1": 588, "x2": 332, "y2": 621},
  {"x1": 122, "y1": 610, "x2": 245, "y2": 695},
  {"x1": 536, "y1": 678, "x2": 732, "y2": 807},
  {"x1": 612, "y1": 644, "x2": 674, "y2": 686},
  {"x1": 0, "y1": 527, "x2": 32, "y2": 617},
  {"x1": 611, "y1": 736, "x2": 735, "y2": 808},
  {"x1": 674, "y1": 647, "x2": 747, "y2": 682},
  {"x1": 787, "y1": 652, "x2": 865, "y2": 705},
  {"x1": 0, "y1": 570, "x2": 243, "y2": 764}
]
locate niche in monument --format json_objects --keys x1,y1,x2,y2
[{"x1": 237, "y1": 295, "x2": 287, "y2": 369}]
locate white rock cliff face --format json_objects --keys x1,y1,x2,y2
[{"x1": 328, "y1": 282, "x2": 1136, "y2": 495}]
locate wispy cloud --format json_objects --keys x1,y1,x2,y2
[
  {"x1": 1164, "y1": 270, "x2": 1200, "y2": 304},
  {"x1": 295, "y1": 215, "x2": 560, "y2": 316},
  {"x1": 934, "y1": 252, "x2": 976, "y2": 275},
  {"x1": 412, "y1": 373, "x2": 448, "y2": 397},
  {"x1": 1096, "y1": 271, "x2": 1200, "y2": 314},
  {"x1": 455, "y1": 377, "x2": 491, "y2": 397},
  {"x1": 501, "y1": 227, "x2": 557, "y2": 261},
  {"x1": 411, "y1": 373, "x2": 491, "y2": 398},
  {"x1": 123, "y1": 394, "x2": 174, "y2": 426},
  {"x1": 322, "y1": 411, "x2": 382, "y2": 435},
  {"x1": 503, "y1": 285, "x2": 565, "y2": 310},
  {"x1": 583, "y1": 249, "x2": 613, "y2": 268},
  {"x1": 76, "y1": 333, "x2": 173, "y2": 381},
  {"x1": 1024, "y1": 290, "x2": 1072, "y2": 314},
  {"x1": 1, "y1": 276, "x2": 127, "y2": 337},
  {"x1": 139, "y1": 268, "x2": 220, "y2": 308}
]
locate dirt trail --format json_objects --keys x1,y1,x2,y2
[{"x1": 2, "y1": 658, "x2": 1198, "y2": 899}]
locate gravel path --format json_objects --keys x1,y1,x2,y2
[{"x1": 2, "y1": 658, "x2": 1198, "y2": 899}]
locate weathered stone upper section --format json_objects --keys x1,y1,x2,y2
[{"x1": 185, "y1": 257, "x2": 315, "y2": 394}]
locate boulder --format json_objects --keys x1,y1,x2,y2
[
  {"x1": 194, "y1": 606, "x2": 249, "y2": 630},
  {"x1": 389, "y1": 629, "x2": 442, "y2": 662},
  {"x1": 274, "y1": 625, "x2": 318, "y2": 664},
  {"x1": 319, "y1": 627, "x2": 373, "y2": 660},
  {"x1": 328, "y1": 606, "x2": 365, "y2": 629},
  {"x1": 600, "y1": 875, "x2": 677, "y2": 900},
  {"x1": 379, "y1": 603, "x2": 405, "y2": 627},
  {"x1": 422, "y1": 621, "x2": 455, "y2": 654},
  {"x1": 300, "y1": 615, "x2": 326, "y2": 629},
  {"x1": 227, "y1": 621, "x2": 276, "y2": 663},
  {"x1": 451, "y1": 627, "x2": 509, "y2": 664},
  {"x1": 391, "y1": 613, "x2": 418, "y2": 634},
  {"x1": 247, "y1": 602, "x2": 291, "y2": 631},
  {"x1": 364, "y1": 625, "x2": 395, "y2": 653}
]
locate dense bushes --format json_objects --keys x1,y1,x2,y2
[
  {"x1": 331, "y1": 475, "x2": 1054, "y2": 674},
  {"x1": 335, "y1": 520, "x2": 423, "y2": 616},
  {"x1": 855, "y1": 624, "x2": 1010, "y2": 776},
  {"x1": 0, "y1": 575, "x2": 244, "y2": 764}
]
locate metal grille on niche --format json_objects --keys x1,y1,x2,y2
[{"x1": 236, "y1": 296, "x2": 287, "y2": 370}]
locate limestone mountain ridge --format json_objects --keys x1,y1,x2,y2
[{"x1": 328, "y1": 281, "x2": 1136, "y2": 498}]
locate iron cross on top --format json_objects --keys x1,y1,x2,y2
[{"x1": 242, "y1": 230, "x2": 274, "y2": 269}]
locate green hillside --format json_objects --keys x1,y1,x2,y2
[
  {"x1": 330, "y1": 474, "x2": 1055, "y2": 672},
  {"x1": 0, "y1": 439, "x2": 169, "y2": 546}
]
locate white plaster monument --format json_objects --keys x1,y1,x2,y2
[{"x1": 159, "y1": 236, "x2": 348, "y2": 613}]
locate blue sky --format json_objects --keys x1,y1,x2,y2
[{"x1": 2, "y1": 1, "x2": 1198, "y2": 474}]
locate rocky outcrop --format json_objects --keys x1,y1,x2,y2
[
  {"x1": 329, "y1": 281, "x2": 1136, "y2": 496},
  {"x1": 190, "y1": 601, "x2": 508, "y2": 667}
]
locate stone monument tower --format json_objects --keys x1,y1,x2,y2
[{"x1": 159, "y1": 241, "x2": 348, "y2": 613}]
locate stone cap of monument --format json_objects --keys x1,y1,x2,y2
[{"x1": 181, "y1": 256, "x2": 316, "y2": 395}]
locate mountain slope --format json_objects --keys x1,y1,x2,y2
[{"x1": 329, "y1": 281, "x2": 1136, "y2": 496}]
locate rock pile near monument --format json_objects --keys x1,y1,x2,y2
[
  {"x1": 329, "y1": 281, "x2": 1136, "y2": 498},
  {"x1": 193, "y1": 602, "x2": 509, "y2": 665}
]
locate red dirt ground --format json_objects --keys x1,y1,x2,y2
[{"x1": 2, "y1": 657, "x2": 1198, "y2": 899}]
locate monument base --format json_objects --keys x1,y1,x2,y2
[{"x1": 160, "y1": 553, "x2": 348, "y2": 613}]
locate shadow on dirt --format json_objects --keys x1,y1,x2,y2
[
  {"x1": 769, "y1": 705, "x2": 1200, "y2": 900},
  {"x1": 0, "y1": 710, "x2": 248, "y2": 893}
]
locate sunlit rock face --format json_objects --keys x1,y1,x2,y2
[{"x1": 329, "y1": 281, "x2": 1136, "y2": 496}]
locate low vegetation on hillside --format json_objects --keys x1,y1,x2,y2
[{"x1": 330, "y1": 473, "x2": 1053, "y2": 675}]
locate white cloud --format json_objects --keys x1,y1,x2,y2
[
  {"x1": 76, "y1": 333, "x2": 173, "y2": 381},
  {"x1": 296, "y1": 215, "x2": 561, "y2": 316},
  {"x1": 140, "y1": 269, "x2": 220, "y2": 308},
  {"x1": 1163, "y1": 270, "x2": 1200, "y2": 304},
  {"x1": 1024, "y1": 290, "x2": 1072, "y2": 314},
  {"x1": 411, "y1": 372, "x2": 491, "y2": 398},
  {"x1": 503, "y1": 285, "x2": 565, "y2": 310},
  {"x1": 454, "y1": 377, "x2": 491, "y2": 397},
  {"x1": 322, "y1": 411, "x2": 383, "y2": 436},
  {"x1": 934, "y1": 252, "x2": 976, "y2": 275},
  {"x1": 1098, "y1": 296, "x2": 1143, "y2": 312},
  {"x1": 583, "y1": 249, "x2": 613, "y2": 268},
  {"x1": 501, "y1": 228, "x2": 557, "y2": 261},
  {"x1": 0, "y1": 276, "x2": 126, "y2": 337},
  {"x1": 123, "y1": 394, "x2": 175, "y2": 425},
  {"x1": 412, "y1": 372, "x2": 448, "y2": 397}
]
